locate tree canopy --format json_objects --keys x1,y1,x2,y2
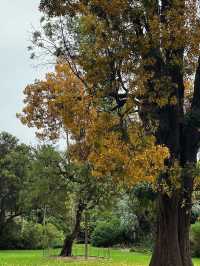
[
  {"x1": 0, "y1": 132, "x2": 31, "y2": 234},
  {"x1": 19, "y1": 63, "x2": 168, "y2": 187},
  {"x1": 18, "y1": 1, "x2": 200, "y2": 265}
]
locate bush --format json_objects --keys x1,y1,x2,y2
[
  {"x1": 22, "y1": 221, "x2": 64, "y2": 249},
  {"x1": 22, "y1": 222, "x2": 43, "y2": 249},
  {"x1": 0, "y1": 219, "x2": 64, "y2": 250},
  {"x1": 91, "y1": 219, "x2": 123, "y2": 247},
  {"x1": 191, "y1": 206, "x2": 200, "y2": 224},
  {"x1": 119, "y1": 222, "x2": 137, "y2": 245},
  {"x1": 0, "y1": 221, "x2": 22, "y2": 249},
  {"x1": 191, "y1": 222, "x2": 200, "y2": 257},
  {"x1": 43, "y1": 223, "x2": 64, "y2": 248}
]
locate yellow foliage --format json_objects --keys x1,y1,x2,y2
[{"x1": 19, "y1": 64, "x2": 169, "y2": 188}]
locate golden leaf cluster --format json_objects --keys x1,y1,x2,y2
[{"x1": 19, "y1": 64, "x2": 169, "y2": 187}]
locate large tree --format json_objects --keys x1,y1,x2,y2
[
  {"x1": 19, "y1": 63, "x2": 167, "y2": 257},
  {"x1": 20, "y1": 1, "x2": 200, "y2": 265}
]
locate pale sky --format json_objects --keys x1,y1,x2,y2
[{"x1": 0, "y1": 1, "x2": 62, "y2": 147}]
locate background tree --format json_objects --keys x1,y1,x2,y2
[
  {"x1": 0, "y1": 132, "x2": 32, "y2": 248},
  {"x1": 27, "y1": 143, "x2": 118, "y2": 257},
  {"x1": 28, "y1": 145, "x2": 68, "y2": 225},
  {"x1": 59, "y1": 164, "x2": 118, "y2": 257},
  {"x1": 20, "y1": 1, "x2": 200, "y2": 265}
]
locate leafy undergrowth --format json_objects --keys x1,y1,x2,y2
[{"x1": 0, "y1": 245, "x2": 199, "y2": 266}]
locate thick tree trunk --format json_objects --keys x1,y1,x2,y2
[
  {"x1": 148, "y1": 68, "x2": 196, "y2": 265},
  {"x1": 150, "y1": 193, "x2": 193, "y2": 266},
  {"x1": 179, "y1": 206, "x2": 193, "y2": 266}
]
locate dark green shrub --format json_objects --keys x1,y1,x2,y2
[
  {"x1": 190, "y1": 222, "x2": 200, "y2": 257},
  {"x1": 22, "y1": 221, "x2": 64, "y2": 249},
  {"x1": 191, "y1": 211, "x2": 199, "y2": 224},
  {"x1": 191, "y1": 205, "x2": 200, "y2": 224},
  {"x1": 22, "y1": 222, "x2": 43, "y2": 249},
  {"x1": 0, "y1": 221, "x2": 22, "y2": 249},
  {"x1": 44, "y1": 223, "x2": 64, "y2": 248},
  {"x1": 91, "y1": 219, "x2": 122, "y2": 247},
  {"x1": 119, "y1": 222, "x2": 136, "y2": 245},
  {"x1": 0, "y1": 219, "x2": 64, "y2": 250}
]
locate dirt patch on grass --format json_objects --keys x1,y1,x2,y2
[{"x1": 50, "y1": 256, "x2": 104, "y2": 261}]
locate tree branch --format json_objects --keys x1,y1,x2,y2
[{"x1": 192, "y1": 56, "x2": 200, "y2": 110}]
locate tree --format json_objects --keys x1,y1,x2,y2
[
  {"x1": 28, "y1": 145, "x2": 68, "y2": 221},
  {"x1": 27, "y1": 144, "x2": 118, "y2": 257},
  {"x1": 0, "y1": 132, "x2": 32, "y2": 244},
  {"x1": 20, "y1": 1, "x2": 200, "y2": 265},
  {"x1": 18, "y1": 63, "x2": 167, "y2": 256},
  {"x1": 59, "y1": 164, "x2": 117, "y2": 257},
  {"x1": 27, "y1": 145, "x2": 75, "y2": 252},
  {"x1": 128, "y1": 183, "x2": 157, "y2": 245}
]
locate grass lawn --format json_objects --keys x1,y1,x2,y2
[{"x1": 0, "y1": 245, "x2": 199, "y2": 266}]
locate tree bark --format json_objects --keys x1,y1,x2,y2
[
  {"x1": 149, "y1": 113, "x2": 198, "y2": 266},
  {"x1": 149, "y1": 193, "x2": 193, "y2": 266},
  {"x1": 178, "y1": 205, "x2": 193, "y2": 266},
  {"x1": 60, "y1": 201, "x2": 85, "y2": 257},
  {"x1": 149, "y1": 122, "x2": 196, "y2": 266},
  {"x1": 60, "y1": 237, "x2": 74, "y2": 257}
]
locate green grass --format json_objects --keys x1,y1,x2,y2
[{"x1": 0, "y1": 245, "x2": 199, "y2": 266}]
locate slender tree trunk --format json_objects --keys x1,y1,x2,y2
[
  {"x1": 0, "y1": 209, "x2": 5, "y2": 235},
  {"x1": 60, "y1": 237, "x2": 74, "y2": 256},
  {"x1": 60, "y1": 201, "x2": 85, "y2": 257},
  {"x1": 84, "y1": 211, "x2": 89, "y2": 259}
]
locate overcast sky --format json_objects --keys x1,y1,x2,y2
[{"x1": 0, "y1": 1, "x2": 61, "y2": 146}]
